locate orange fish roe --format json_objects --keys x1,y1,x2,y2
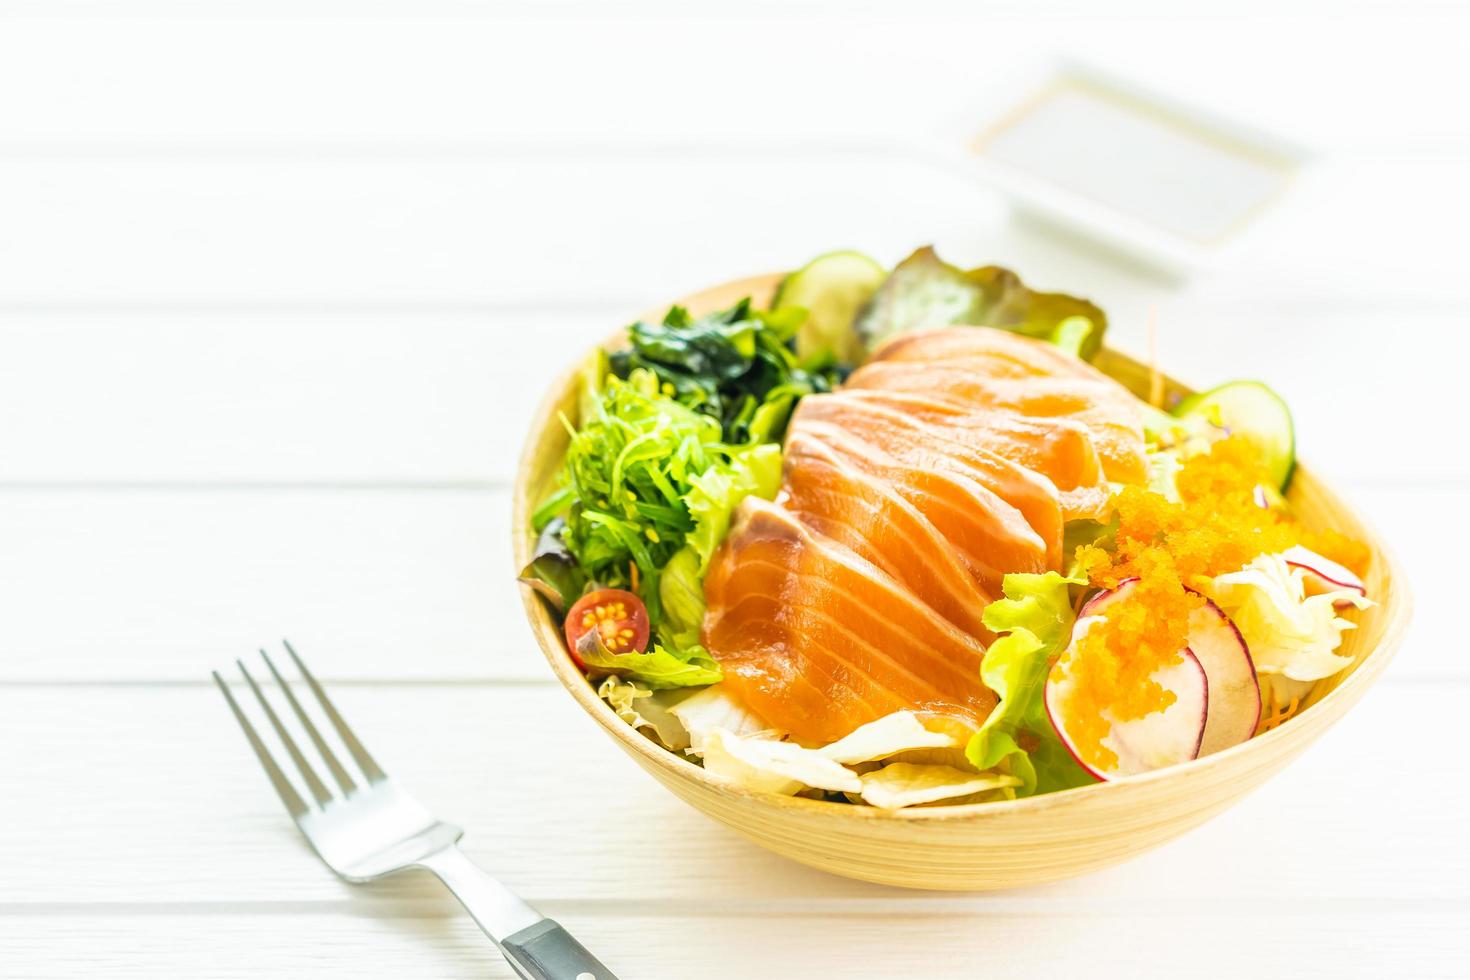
[
  {"x1": 1299, "y1": 527, "x2": 1372, "y2": 577},
  {"x1": 1058, "y1": 435, "x2": 1366, "y2": 771}
]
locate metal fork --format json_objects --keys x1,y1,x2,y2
[{"x1": 214, "y1": 641, "x2": 620, "y2": 980}]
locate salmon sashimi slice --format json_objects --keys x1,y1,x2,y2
[
  {"x1": 869, "y1": 324, "x2": 1108, "y2": 380},
  {"x1": 699, "y1": 326, "x2": 1148, "y2": 745},
  {"x1": 832, "y1": 389, "x2": 1106, "y2": 493},
  {"x1": 837, "y1": 389, "x2": 1117, "y2": 522},
  {"x1": 845, "y1": 362, "x2": 1147, "y2": 486},
  {"x1": 703, "y1": 499, "x2": 997, "y2": 743},
  {"x1": 788, "y1": 423, "x2": 1048, "y2": 589},
  {"x1": 791, "y1": 392, "x2": 1065, "y2": 559},
  {"x1": 781, "y1": 431, "x2": 1001, "y2": 632}
]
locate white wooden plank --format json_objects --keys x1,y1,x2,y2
[
  {"x1": 0, "y1": 151, "x2": 1466, "y2": 310},
  {"x1": 0, "y1": 488, "x2": 533, "y2": 682},
  {"x1": 0, "y1": 310, "x2": 588, "y2": 483},
  {"x1": 3, "y1": 908, "x2": 1465, "y2": 980},
  {"x1": 0, "y1": 485, "x2": 1445, "y2": 682},
  {"x1": 2, "y1": 306, "x2": 1464, "y2": 484},
  {"x1": 0, "y1": 153, "x2": 1007, "y2": 308},
  {"x1": 0, "y1": 683, "x2": 1460, "y2": 907},
  {"x1": 1, "y1": 7, "x2": 1468, "y2": 152}
]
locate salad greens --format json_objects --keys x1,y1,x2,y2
[
  {"x1": 529, "y1": 298, "x2": 802, "y2": 690},
  {"x1": 854, "y1": 246, "x2": 1108, "y2": 360},
  {"x1": 657, "y1": 547, "x2": 707, "y2": 649},
  {"x1": 532, "y1": 367, "x2": 778, "y2": 629},
  {"x1": 516, "y1": 517, "x2": 585, "y2": 612},
  {"x1": 655, "y1": 436, "x2": 779, "y2": 651},
  {"x1": 610, "y1": 299, "x2": 841, "y2": 445},
  {"x1": 965, "y1": 571, "x2": 1094, "y2": 795},
  {"x1": 577, "y1": 631, "x2": 723, "y2": 690},
  {"x1": 685, "y1": 442, "x2": 782, "y2": 569}
]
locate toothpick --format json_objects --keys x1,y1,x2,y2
[{"x1": 1147, "y1": 305, "x2": 1165, "y2": 409}]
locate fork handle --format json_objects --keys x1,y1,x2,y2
[
  {"x1": 501, "y1": 918, "x2": 619, "y2": 980},
  {"x1": 418, "y1": 846, "x2": 620, "y2": 980}
]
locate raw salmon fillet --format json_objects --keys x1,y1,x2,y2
[
  {"x1": 787, "y1": 421, "x2": 1049, "y2": 591},
  {"x1": 847, "y1": 367, "x2": 1146, "y2": 487},
  {"x1": 782, "y1": 429, "x2": 1001, "y2": 632},
  {"x1": 703, "y1": 499, "x2": 997, "y2": 744},
  {"x1": 702, "y1": 326, "x2": 1146, "y2": 743},
  {"x1": 871, "y1": 325, "x2": 1104, "y2": 378}
]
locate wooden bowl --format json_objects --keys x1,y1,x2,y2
[{"x1": 513, "y1": 274, "x2": 1412, "y2": 891}]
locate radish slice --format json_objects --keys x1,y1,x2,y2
[
  {"x1": 1186, "y1": 597, "x2": 1261, "y2": 756},
  {"x1": 1281, "y1": 545, "x2": 1366, "y2": 606},
  {"x1": 1078, "y1": 577, "x2": 1137, "y2": 618},
  {"x1": 1046, "y1": 618, "x2": 1209, "y2": 781}
]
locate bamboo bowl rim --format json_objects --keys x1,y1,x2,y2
[{"x1": 513, "y1": 273, "x2": 1412, "y2": 826}]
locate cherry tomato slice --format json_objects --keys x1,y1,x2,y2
[{"x1": 564, "y1": 588, "x2": 650, "y2": 671}]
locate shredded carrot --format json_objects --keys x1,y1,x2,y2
[{"x1": 1258, "y1": 694, "x2": 1302, "y2": 733}]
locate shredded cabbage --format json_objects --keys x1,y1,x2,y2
[
  {"x1": 817, "y1": 711, "x2": 961, "y2": 764},
  {"x1": 1146, "y1": 447, "x2": 1184, "y2": 501},
  {"x1": 699, "y1": 728, "x2": 861, "y2": 796},
  {"x1": 679, "y1": 704, "x2": 1004, "y2": 807},
  {"x1": 1203, "y1": 553, "x2": 1373, "y2": 690},
  {"x1": 858, "y1": 764, "x2": 1021, "y2": 810},
  {"x1": 596, "y1": 676, "x2": 692, "y2": 752},
  {"x1": 667, "y1": 685, "x2": 776, "y2": 753}
]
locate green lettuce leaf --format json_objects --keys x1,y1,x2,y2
[
  {"x1": 854, "y1": 246, "x2": 1108, "y2": 360},
  {"x1": 965, "y1": 571, "x2": 1094, "y2": 795},
  {"x1": 668, "y1": 441, "x2": 782, "y2": 637},
  {"x1": 516, "y1": 516, "x2": 586, "y2": 612},
  {"x1": 1062, "y1": 516, "x2": 1117, "y2": 580},
  {"x1": 577, "y1": 630, "x2": 723, "y2": 690},
  {"x1": 685, "y1": 442, "x2": 782, "y2": 569},
  {"x1": 658, "y1": 546, "x2": 706, "y2": 649},
  {"x1": 656, "y1": 443, "x2": 780, "y2": 648},
  {"x1": 550, "y1": 370, "x2": 725, "y2": 621}
]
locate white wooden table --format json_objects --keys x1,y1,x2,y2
[{"x1": 2, "y1": 4, "x2": 1466, "y2": 977}]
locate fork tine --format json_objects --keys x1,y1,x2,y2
[
  {"x1": 213, "y1": 671, "x2": 310, "y2": 819},
  {"x1": 283, "y1": 639, "x2": 386, "y2": 783},
  {"x1": 237, "y1": 658, "x2": 333, "y2": 807},
  {"x1": 260, "y1": 648, "x2": 357, "y2": 796}
]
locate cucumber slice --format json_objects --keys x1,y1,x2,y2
[
  {"x1": 1175, "y1": 381, "x2": 1295, "y2": 489},
  {"x1": 772, "y1": 250, "x2": 887, "y2": 365}
]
